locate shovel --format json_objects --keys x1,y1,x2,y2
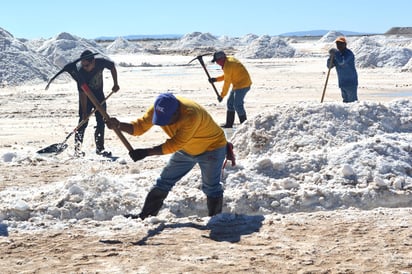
[
  {"x1": 321, "y1": 55, "x2": 335, "y2": 103},
  {"x1": 37, "y1": 90, "x2": 115, "y2": 154}
]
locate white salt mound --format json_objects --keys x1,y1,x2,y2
[{"x1": 238, "y1": 35, "x2": 295, "y2": 58}]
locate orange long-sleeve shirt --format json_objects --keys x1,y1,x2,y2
[
  {"x1": 131, "y1": 96, "x2": 227, "y2": 155},
  {"x1": 215, "y1": 56, "x2": 252, "y2": 98}
]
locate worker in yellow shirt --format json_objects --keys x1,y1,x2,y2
[
  {"x1": 106, "y1": 93, "x2": 229, "y2": 219},
  {"x1": 209, "y1": 51, "x2": 252, "y2": 128}
]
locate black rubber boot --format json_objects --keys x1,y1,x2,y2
[
  {"x1": 95, "y1": 126, "x2": 105, "y2": 153},
  {"x1": 238, "y1": 114, "x2": 247, "y2": 124},
  {"x1": 221, "y1": 111, "x2": 235, "y2": 128},
  {"x1": 207, "y1": 196, "x2": 223, "y2": 216},
  {"x1": 74, "y1": 132, "x2": 85, "y2": 157},
  {"x1": 138, "y1": 188, "x2": 169, "y2": 220}
]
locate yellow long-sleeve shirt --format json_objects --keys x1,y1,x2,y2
[
  {"x1": 216, "y1": 56, "x2": 252, "y2": 98},
  {"x1": 131, "y1": 96, "x2": 227, "y2": 155}
]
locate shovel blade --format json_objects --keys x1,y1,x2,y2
[{"x1": 37, "y1": 143, "x2": 68, "y2": 154}]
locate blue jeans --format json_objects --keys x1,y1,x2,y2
[
  {"x1": 155, "y1": 146, "x2": 226, "y2": 197},
  {"x1": 227, "y1": 87, "x2": 250, "y2": 116},
  {"x1": 340, "y1": 86, "x2": 358, "y2": 103}
]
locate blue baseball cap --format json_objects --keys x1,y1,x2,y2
[{"x1": 152, "y1": 93, "x2": 179, "y2": 126}]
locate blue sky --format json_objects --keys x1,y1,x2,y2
[{"x1": 1, "y1": 0, "x2": 411, "y2": 39}]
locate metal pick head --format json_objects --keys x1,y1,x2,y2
[{"x1": 188, "y1": 53, "x2": 213, "y2": 64}]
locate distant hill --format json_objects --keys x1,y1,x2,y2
[
  {"x1": 279, "y1": 30, "x2": 375, "y2": 37},
  {"x1": 95, "y1": 34, "x2": 183, "y2": 41},
  {"x1": 385, "y1": 27, "x2": 412, "y2": 35},
  {"x1": 95, "y1": 30, "x2": 379, "y2": 41}
]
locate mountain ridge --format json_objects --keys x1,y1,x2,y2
[
  {"x1": 95, "y1": 30, "x2": 377, "y2": 41},
  {"x1": 95, "y1": 34, "x2": 183, "y2": 41},
  {"x1": 279, "y1": 30, "x2": 376, "y2": 37}
]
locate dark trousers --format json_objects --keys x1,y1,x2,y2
[{"x1": 74, "y1": 91, "x2": 106, "y2": 151}]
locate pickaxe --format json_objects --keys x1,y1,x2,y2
[
  {"x1": 45, "y1": 52, "x2": 98, "y2": 90},
  {"x1": 189, "y1": 54, "x2": 222, "y2": 102}
]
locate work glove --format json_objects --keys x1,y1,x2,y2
[
  {"x1": 105, "y1": 117, "x2": 119, "y2": 130},
  {"x1": 208, "y1": 77, "x2": 217, "y2": 83},
  {"x1": 217, "y1": 95, "x2": 223, "y2": 102},
  {"x1": 329, "y1": 48, "x2": 337, "y2": 57},
  {"x1": 226, "y1": 142, "x2": 236, "y2": 166},
  {"x1": 129, "y1": 148, "x2": 149, "y2": 162}
]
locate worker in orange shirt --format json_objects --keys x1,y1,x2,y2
[{"x1": 209, "y1": 51, "x2": 252, "y2": 128}]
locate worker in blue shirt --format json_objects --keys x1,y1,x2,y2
[{"x1": 327, "y1": 36, "x2": 358, "y2": 103}]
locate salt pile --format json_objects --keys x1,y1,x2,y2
[
  {"x1": 318, "y1": 30, "x2": 345, "y2": 43},
  {"x1": 173, "y1": 31, "x2": 220, "y2": 49},
  {"x1": 238, "y1": 35, "x2": 295, "y2": 58},
  {"x1": 239, "y1": 33, "x2": 259, "y2": 45},
  {"x1": 226, "y1": 100, "x2": 412, "y2": 213},
  {"x1": 217, "y1": 35, "x2": 241, "y2": 48},
  {"x1": 0, "y1": 27, "x2": 58, "y2": 85},
  {"x1": 37, "y1": 32, "x2": 105, "y2": 68},
  {"x1": 401, "y1": 57, "x2": 412, "y2": 72},
  {"x1": 351, "y1": 36, "x2": 412, "y2": 68},
  {"x1": 106, "y1": 37, "x2": 143, "y2": 54},
  {"x1": 0, "y1": 100, "x2": 410, "y2": 224}
]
